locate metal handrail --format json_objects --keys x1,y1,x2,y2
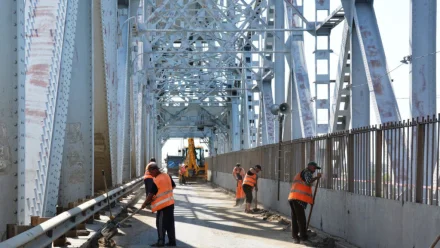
[{"x1": 0, "y1": 177, "x2": 143, "y2": 248}]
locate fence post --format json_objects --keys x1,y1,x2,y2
[
  {"x1": 326, "y1": 136, "x2": 333, "y2": 189},
  {"x1": 375, "y1": 126, "x2": 382, "y2": 197},
  {"x1": 348, "y1": 131, "x2": 355, "y2": 193},
  {"x1": 416, "y1": 120, "x2": 425, "y2": 203},
  {"x1": 301, "y1": 142, "x2": 306, "y2": 171}
]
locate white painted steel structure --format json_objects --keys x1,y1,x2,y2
[{"x1": 0, "y1": 0, "x2": 437, "y2": 242}]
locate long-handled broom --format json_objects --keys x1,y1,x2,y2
[{"x1": 306, "y1": 178, "x2": 320, "y2": 230}]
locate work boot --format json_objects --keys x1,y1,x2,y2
[
  {"x1": 300, "y1": 235, "x2": 308, "y2": 241},
  {"x1": 292, "y1": 236, "x2": 300, "y2": 244},
  {"x1": 150, "y1": 241, "x2": 165, "y2": 247},
  {"x1": 165, "y1": 242, "x2": 176, "y2": 247}
]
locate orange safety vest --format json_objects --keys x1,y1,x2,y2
[
  {"x1": 232, "y1": 167, "x2": 241, "y2": 177},
  {"x1": 236, "y1": 180, "x2": 245, "y2": 199},
  {"x1": 288, "y1": 170, "x2": 313, "y2": 204},
  {"x1": 151, "y1": 173, "x2": 175, "y2": 212},
  {"x1": 243, "y1": 171, "x2": 257, "y2": 187}
]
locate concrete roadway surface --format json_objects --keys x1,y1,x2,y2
[{"x1": 113, "y1": 180, "x2": 350, "y2": 248}]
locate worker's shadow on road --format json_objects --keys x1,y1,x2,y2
[
  {"x1": 172, "y1": 198, "x2": 317, "y2": 246},
  {"x1": 114, "y1": 206, "x2": 196, "y2": 247}
]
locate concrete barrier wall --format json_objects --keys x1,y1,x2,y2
[{"x1": 209, "y1": 170, "x2": 440, "y2": 248}]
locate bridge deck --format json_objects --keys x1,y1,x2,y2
[{"x1": 112, "y1": 180, "x2": 351, "y2": 248}]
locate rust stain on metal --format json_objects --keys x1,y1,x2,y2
[
  {"x1": 359, "y1": 26, "x2": 372, "y2": 38},
  {"x1": 372, "y1": 76, "x2": 383, "y2": 95},
  {"x1": 34, "y1": 8, "x2": 56, "y2": 18},
  {"x1": 25, "y1": 109, "x2": 47, "y2": 118},
  {"x1": 370, "y1": 60, "x2": 381, "y2": 67},
  {"x1": 28, "y1": 64, "x2": 50, "y2": 87},
  {"x1": 366, "y1": 45, "x2": 378, "y2": 57},
  {"x1": 417, "y1": 64, "x2": 426, "y2": 91},
  {"x1": 0, "y1": 123, "x2": 11, "y2": 173}
]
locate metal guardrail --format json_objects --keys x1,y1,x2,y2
[{"x1": 0, "y1": 177, "x2": 143, "y2": 248}]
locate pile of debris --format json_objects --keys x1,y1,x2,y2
[
  {"x1": 97, "y1": 237, "x2": 119, "y2": 248},
  {"x1": 316, "y1": 237, "x2": 337, "y2": 248},
  {"x1": 258, "y1": 210, "x2": 291, "y2": 225}
]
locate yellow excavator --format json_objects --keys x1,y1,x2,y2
[{"x1": 180, "y1": 138, "x2": 208, "y2": 182}]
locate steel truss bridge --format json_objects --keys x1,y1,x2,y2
[{"x1": 0, "y1": 0, "x2": 437, "y2": 246}]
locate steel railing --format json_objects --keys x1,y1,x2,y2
[
  {"x1": 207, "y1": 114, "x2": 440, "y2": 207},
  {"x1": 0, "y1": 177, "x2": 143, "y2": 248}
]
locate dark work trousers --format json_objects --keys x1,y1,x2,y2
[
  {"x1": 182, "y1": 175, "x2": 186, "y2": 184},
  {"x1": 243, "y1": 184, "x2": 253, "y2": 203},
  {"x1": 156, "y1": 204, "x2": 176, "y2": 244},
  {"x1": 144, "y1": 179, "x2": 150, "y2": 197},
  {"x1": 289, "y1": 200, "x2": 307, "y2": 240}
]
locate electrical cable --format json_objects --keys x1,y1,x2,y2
[{"x1": 341, "y1": 50, "x2": 440, "y2": 91}]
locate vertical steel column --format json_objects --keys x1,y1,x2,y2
[
  {"x1": 286, "y1": 0, "x2": 315, "y2": 139},
  {"x1": 93, "y1": 0, "x2": 112, "y2": 192},
  {"x1": 314, "y1": 0, "x2": 330, "y2": 134},
  {"x1": 351, "y1": 23, "x2": 370, "y2": 128},
  {"x1": 19, "y1": 0, "x2": 68, "y2": 223},
  {"x1": 116, "y1": 8, "x2": 131, "y2": 184},
  {"x1": 45, "y1": 0, "x2": 81, "y2": 216},
  {"x1": 0, "y1": 0, "x2": 19, "y2": 233},
  {"x1": 274, "y1": 0, "x2": 286, "y2": 142},
  {"x1": 410, "y1": 0, "x2": 436, "y2": 118},
  {"x1": 16, "y1": 0, "x2": 26, "y2": 226},
  {"x1": 101, "y1": 0, "x2": 119, "y2": 186},
  {"x1": 231, "y1": 98, "x2": 240, "y2": 151}
]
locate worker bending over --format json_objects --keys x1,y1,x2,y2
[
  {"x1": 288, "y1": 161, "x2": 321, "y2": 244},
  {"x1": 242, "y1": 165, "x2": 262, "y2": 213},
  {"x1": 179, "y1": 164, "x2": 188, "y2": 185},
  {"x1": 142, "y1": 164, "x2": 177, "y2": 247},
  {"x1": 232, "y1": 163, "x2": 245, "y2": 206},
  {"x1": 144, "y1": 158, "x2": 156, "y2": 197}
]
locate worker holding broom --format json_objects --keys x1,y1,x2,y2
[
  {"x1": 142, "y1": 163, "x2": 177, "y2": 247},
  {"x1": 242, "y1": 165, "x2": 262, "y2": 213},
  {"x1": 232, "y1": 163, "x2": 245, "y2": 206},
  {"x1": 288, "y1": 161, "x2": 321, "y2": 244}
]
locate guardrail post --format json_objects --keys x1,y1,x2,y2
[
  {"x1": 416, "y1": 119, "x2": 425, "y2": 203},
  {"x1": 348, "y1": 131, "x2": 355, "y2": 193},
  {"x1": 375, "y1": 126, "x2": 383, "y2": 197},
  {"x1": 326, "y1": 136, "x2": 333, "y2": 189}
]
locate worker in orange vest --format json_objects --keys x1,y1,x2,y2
[
  {"x1": 232, "y1": 163, "x2": 246, "y2": 206},
  {"x1": 142, "y1": 164, "x2": 177, "y2": 247},
  {"x1": 288, "y1": 161, "x2": 321, "y2": 244},
  {"x1": 179, "y1": 164, "x2": 188, "y2": 185},
  {"x1": 144, "y1": 158, "x2": 156, "y2": 197},
  {"x1": 242, "y1": 165, "x2": 262, "y2": 213}
]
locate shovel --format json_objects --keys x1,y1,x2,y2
[
  {"x1": 101, "y1": 208, "x2": 142, "y2": 240},
  {"x1": 253, "y1": 188, "x2": 259, "y2": 211},
  {"x1": 306, "y1": 178, "x2": 320, "y2": 230}
]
